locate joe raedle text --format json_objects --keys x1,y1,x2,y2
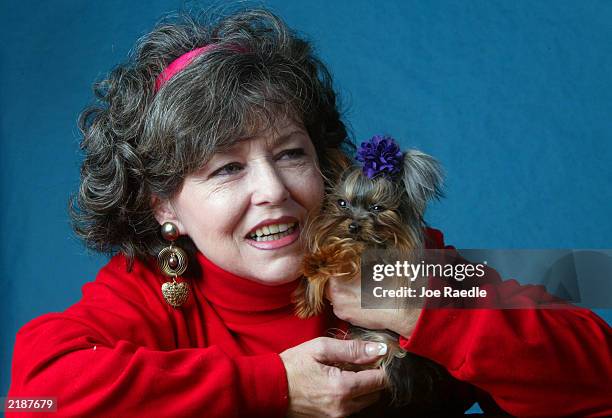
[
  {"x1": 372, "y1": 285, "x2": 487, "y2": 299},
  {"x1": 369, "y1": 260, "x2": 489, "y2": 300}
]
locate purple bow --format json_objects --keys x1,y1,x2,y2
[{"x1": 356, "y1": 135, "x2": 404, "y2": 180}]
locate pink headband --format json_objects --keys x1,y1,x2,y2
[
  {"x1": 154, "y1": 45, "x2": 215, "y2": 92},
  {"x1": 154, "y1": 44, "x2": 246, "y2": 92}
]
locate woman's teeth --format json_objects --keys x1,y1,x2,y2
[{"x1": 249, "y1": 222, "x2": 296, "y2": 242}]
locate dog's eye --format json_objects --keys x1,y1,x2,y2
[
  {"x1": 337, "y1": 199, "x2": 348, "y2": 208},
  {"x1": 370, "y1": 205, "x2": 385, "y2": 212}
]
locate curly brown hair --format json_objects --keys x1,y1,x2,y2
[{"x1": 70, "y1": 8, "x2": 354, "y2": 265}]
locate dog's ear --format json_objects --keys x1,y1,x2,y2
[
  {"x1": 320, "y1": 147, "x2": 353, "y2": 187},
  {"x1": 401, "y1": 149, "x2": 444, "y2": 213}
]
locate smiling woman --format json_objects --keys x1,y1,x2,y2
[
  {"x1": 155, "y1": 118, "x2": 325, "y2": 284},
  {"x1": 6, "y1": 8, "x2": 395, "y2": 418}
]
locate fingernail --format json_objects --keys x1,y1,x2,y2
[{"x1": 365, "y1": 342, "x2": 387, "y2": 356}]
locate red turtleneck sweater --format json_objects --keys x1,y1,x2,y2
[{"x1": 7, "y1": 228, "x2": 612, "y2": 417}]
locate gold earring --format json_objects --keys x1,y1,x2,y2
[{"x1": 157, "y1": 222, "x2": 190, "y2": 308}]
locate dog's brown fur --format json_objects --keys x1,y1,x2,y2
[
  {"x1": 295, "y1": 155, "x2": 435, "y2": 319},
  {"x1": 293, "y1": 148, "x2": 451, "y2": 408}
]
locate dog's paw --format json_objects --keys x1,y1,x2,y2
[
  {"x1": 317, "y1": 239, "x2": 363, "y2": 279},
  {"x1": 302, "y1": 252, "x2": 328, "y2": 278}
]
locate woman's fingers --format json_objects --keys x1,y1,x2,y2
[
  {"x1": 326, "y1": 276, "x2": 359, "y2": 300},
  {"x1": 312, "y1": 337, "x2": 387, "y2": 365},
  {"x1": 326, "y1": 276, "x2": 421, "y2": 334},
  {"x1": 281, "y1": 337, "x2": 388, "y2": 418},
  {"x1": 336, "y1": 368, "x2": 387, "y2": 397}
]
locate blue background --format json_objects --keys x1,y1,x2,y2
[{"x1": 2, "y1": 0, "x2": 611, "y2": 412}]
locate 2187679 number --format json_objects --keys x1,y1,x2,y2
[{"x1": 2, "y1": 397, "x2": 57, "y2": 412}]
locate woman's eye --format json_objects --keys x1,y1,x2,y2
[
  {"x1": 211, "y1": 162, "x2": 243, "y2": 177},
  {"x1": 370, "y1": 205, "x2": 385, "y2": 212},
  {"x1": 337, "y1": 199, "x2": 348, "y2": 208},
  {"x1": 277, "y1": 148, "x2": 306, "y2": 160}
]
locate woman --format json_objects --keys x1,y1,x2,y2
[
  {"x1": 7, "y1": 8, "x2": 611, "y2": 418},
  {"x1": 7, "y1": 9, "x2": 388, "y2": 418}
]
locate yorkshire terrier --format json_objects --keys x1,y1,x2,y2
[{"x1": 293, "y1": 135, "x2": 460, "y2": 412}]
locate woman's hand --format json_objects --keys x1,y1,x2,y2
[
  {"x1": 280, "y1": 337, "x2": 388, "y2": 418},
  {"x1": 325, "y1": 276, "x2": 422, "y2": 337}
]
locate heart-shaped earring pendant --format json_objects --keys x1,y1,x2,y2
[{"x1": 161, "y1": 279, "x2": 190, "y2": 308}]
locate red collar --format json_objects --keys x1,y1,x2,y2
[{"x1": 194, "y1": 252, "x2": 300, "y2": 313}]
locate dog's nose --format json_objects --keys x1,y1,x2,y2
[{"x1": 348, "y1": 222, "x2": 360, "y2": 234}]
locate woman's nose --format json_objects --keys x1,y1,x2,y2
[{"x1": 251, "y1": 162, "x2": 290, "y2": 206}]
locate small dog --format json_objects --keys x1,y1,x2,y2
[{"x1": 293, "y1": 135, "x2": 454, "y2": 410}]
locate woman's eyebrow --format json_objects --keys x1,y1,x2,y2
[
  {"x1": 269, "y1": 129, "x2": 308, "y2": 147},
  {"x1": 214, "y1": 129, "x2": 308, "y2": 158}
]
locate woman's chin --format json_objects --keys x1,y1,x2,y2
[
  {"x1": 235, "y1": 236, "x2": 305, "y2": 285},
  {"x1": 245, "y1": 257, "x2": 303, "y2": 286}
]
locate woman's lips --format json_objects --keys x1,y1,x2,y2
[
  {"x1": 246, "y1": 223, "x2": 300, "y2": 250},
  {"x1": 246, "y1": 216, "x2": 299, "y2": 237}
]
